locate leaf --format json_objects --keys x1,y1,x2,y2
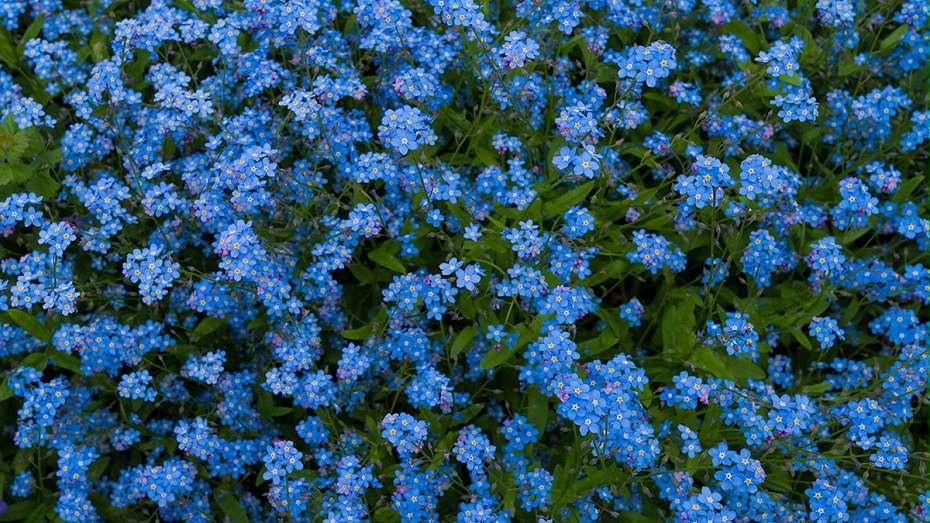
[
  {"x1": 266, "y1": 405, "x2": 293, "y2": 417},
  {"x1": 215, "y1": 493, "x2": 250, "y2": 523},
  {"x1": 764, "y1": 469, "x2": 792, "y2": 493},
  {"x1": 661, "y1": 297, "x2": 697, "y2": 357},
  {"x1": 0, "y1": 502, "x2": 39, "y2": 522},
  {"x1": 801, "y1": 126, "x2": 821, "y2": 145},
  {"x1": 256, "y1": 388, "x2": 292, "y2": 419},
  {"x1": 617, "y1": 511, "x2": 657, "y2": 523},
  {"x1": 49, "y1": 350, "x2": 82, "y2": 374},
  {"x1": 23, "y1": 506, "x2": 45, "y2": 523},
  {"x1": 124, "y1": 49, "x2": 152, "y2": 80},
  {"x1": 526, "y1": 389, "x2": 548, "y2": 432},
  {"x1": 725, "y1": 356, "x2": 766, "y2": 381},
  {"x1": 371, "y1": 506, "x2": 401, "y2": 523},
  {"x1": 364, "y1": 415, "x2": 381, "y2": 442},
  {"x1": 790, "y1": 329, "x2": 813, "y2": 350},
  {"x1": 19, "y1": 352, "x2": 47, "y2": 371},
  {"x1": 472, "y1": 146, "x2": 497, "y2": 167},
  {"x1": 7, "y1": 309, "x2": 52, "y2": 342},
  {"x1": 368, "y1": 250, "x2": 405, "y2": 273},
  {"x1": 778, "y1": 74, "x2": 803, "y2": 86},
  {"x1": 348, "y1": 263, "x2": 375, "y2": 283},
  {"x1": 584, "y1": 259, "x2": 627, "y2": 286},
  {"x1": 24, "y1": 171, "x2": 59, "y2": 199},
  {"x1": 459, "y1": 293, "x2": 476, "y2": 320},
  {"x1": 89, "y1": 29, "x2": 108, "y2": 61},
  {"x1": 840, "y1": 298, "x2": 861, "y2": 325},
  {"x1": 542, "y1": 180, "x2": 595, "y2": 217},
  {"x1": 892, "y1": 176, "x2": 923, "y2": 203},
  {"x1": 17, "y1": 14, "x2": 45, "y2": 53},
  {"x1": 450, "y1": 326, "x2": 477, "y2": 357},
  {"x1": 193, "y1": 316, "x2": 226, "y2": 339},
  {"x1": 0, "y1": 163, "x2": 33, "y2": 186},
  {"x1": 0, "y1": 379, "x2": 13, "y2": 401},
  {"x1": 803, "y1": 381, "x2": 835, "y2": 395},
  {"x1": 586, "y1": 329, "x2": 618, "y2": 357},
  {"x1": 880, "y1": 25, "x2": 908, "y2": 52},
  {"x1": 501, "y1": 477, "x2": 517, "y2": 512},
  {"x1": 0, "y1": 131, "x2": 30, "y2": 164},
  {"x1": 479, "y1": 344, "x2": 514, "y2": 370},
  {"x1": 86, "y1": 456, "x2": 110, "y2": 481},
  {"x1": 688, "y1": 347, "x2": 736, "y2": 381},
  {"x1": 0, "y1": 28, "x2": 16, "y2": 65},
  {"x1": 838, "y1": 61, "x2": 858, "y2": 77},
  {"x1": 642, "y1": 92, "x2": 676, "y2": 110},
  {"x1": 341, "y1": 325, "x2": 371, "y2": 340}
]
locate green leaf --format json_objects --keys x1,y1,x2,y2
[
  {"x1": 472, "y1": 146, "x2": 497, "y2": 167},
  {"x1": 586, "y1": 329, "x2": 618, "y2": 357},
  {"x1": 348, "y1": 262, "x2": 375, "y2": 283},
  {"x1": 542, "y1": 180, "x2": 595, "y2": 217},
  {"x1": 368, "y1": 250, "x2": 405, "y2": 273},
  {"x1": 778, "y1": 74, "x2": 803, "y2": 86},
  {"x1": 86, "y1": 456, "x2": 110, "y2": 481},
  {"x1": 642, "y1": 92, "x2": 676, "y2": 110},
  {"x1": 7, "y1": 309, "x2": 52, "y2": 343},
  {"x1": 583, "y1": 258, "x2": 627, "y2": 286},
  {"x1": 49, "y1": 350, "x2": 82, "y2": 374},
  {"x1": 0, "y1": 163, "x2": 33, "y2": 186},
  {"x1": 526, "y1": 389, "x2": 548, "y2": 433},
  {"x1": 725, "y1": 356, "x2": 767, "y2": 381},
  {"x1": 801, "y1": 126, "x2": 821, "y2": 145},
  {"x1": 764, "y1": 468, "x2": 792, "y2": 493},
  {"x1": 90, "y1": 29, "x2": 108, "y2": 61},
  {"x1": 803, "y1": 381, "x2": 835, "y2": 395},
  {"x1": 880, "y1": 25, "x2": 908, "y2": 52},
  {"x1": 0, "y1": 502, "x2": 39, "y2": 522},
  {"x1": 838, "y1": 61, "x2": 858, "y2": 77},
  {"x1": 23, "y1": 506, "x2": 45, "y2": 523},
  {"x1": 193, "y1": 316, "x2": 226, "y2": 339},
  {"x1": 124, "y1": 49, "x2": 152, "y2": 80},
  {"x1": 459, "y1": 293, "x2": 476, "y2": 320},
  {"x1": 0, "y1": 28, "x2": 16, "y2": 65},
  {"x1": 661, "y1": 297, "x2": 697, "y2": 357},
  {"x1": 264, "y1": 406, "x2": 292, "y2": 417},
  {"x1": 0, "y1": 131, "x2": 30, "y2": 164},
  {"x1": 19, "y1": 352, "x2": 48, "y2": 371},
  {"x1": 256, "y1": 389, "x2": 292, "y2": 419},
  {"x1": 17, "y1": 14, "x2": 45, "y2": 53},
  {"x1": 0, "y1": 379, "x2": 13, "y2": 402},
  {"x1": 0, "y1": 163, "x2": 14, "y2": 185},
  {"x1": 371, "y1": 506, "x2": 401, "y2": 523},
  {"x1": 892, "y1": 176, "x2": 923, "y2": 203},
  {"x1": 479, "y1": 344, "x2": 514, "y2": 370},
  {"x1": 24, "y1": 171, "x2": 59, "y2": 199},
  {"x1": 215, "y1": 493, "x2": 250, "y2": 523},
  {"x1": 790, "y1": 329, "x2": 813, "y2": 350},
  {"x1": 450, "y1": 326, "x2": 477, "y2": 357},
  {"x1": 688, "y1": 347, "x2": 736, "y2": 381},
  {"x1": 617, "y1": 511, "x2": 657, "y2": 523},
  {"x1": 501, "y1": 476, "x2": 517, "y2": 512},
  {"x1": 341, "y1": 325, "x2": 371, "y2": 340}
]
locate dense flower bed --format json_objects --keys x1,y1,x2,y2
[{"x1": 0, "y1": 0, "x2": 927, "y2": 521}]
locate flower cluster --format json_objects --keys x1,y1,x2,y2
[
  {"x1": 0, "y1": 0, "x2": 925, "y2": 521},
  {"x1": 379, "y1": 105, "x2": 438, "y2": 155}
]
